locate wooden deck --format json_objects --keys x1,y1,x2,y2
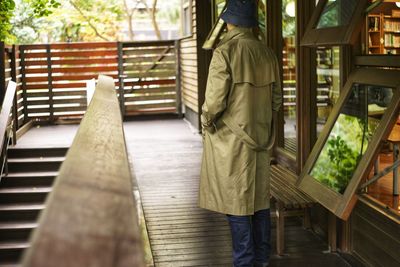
[
  {"x1": 123, "y1": 119, "x2": 352, "y2": 267},
  {"x1": 14, "y1": 119, "x2": 354, "y2": 266}
]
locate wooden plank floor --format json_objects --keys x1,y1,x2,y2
[
  {"x1": 15, "y1": 120, "x2": 354, "y2": 266},
  {"x1": 15, "y1": 124, "x2": 79, "y2": 148},
  {"x1": 124, "y1": 119, "x2": 352, "y2": 267}
]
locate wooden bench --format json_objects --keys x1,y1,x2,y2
[{"x1": 270, "y1": 164, "x2": 315, "y2": 255}]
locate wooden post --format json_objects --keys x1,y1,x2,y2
[
  {"x1": 20, "y1": 46, "x2": 28, "y2": 124},
  {"x1": 195, "y1": 0, "x2": 212, "y2": 130},
  {"x1": 328, "y1": 212, "x2": 337, "y2": 252},
  {"x1": 117, "y1": 42, "x2": 125, "y2": 117},
  {"x1": 175, "y1": 40, "x2": 182, "y2": 117},
  {"x1": 276, "y1": 201, "x2": 285, "y2": 256},
  {"x1": 11, "y1": 45, "x2": 18, "y2": 145},
  {"x1": 339, "y1": 219, "x2": 352, "y2": 253},
  {"x1": 46, "y1": 45, "x2": 54, "y2": 123},
  {"x1": 296, "y1": 0, "x2": 316, "y2": 173},
  {"x1": 303, "y1": 207, "x2": 312, "y2": 229},
  {"x1": 0, "y1": 42, "x2": 5, "y2": 104}
]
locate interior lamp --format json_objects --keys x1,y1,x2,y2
[{"x1": 397, "y1": 2, "x2": 400, "y2": 8}]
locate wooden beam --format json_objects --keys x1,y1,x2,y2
[
  {"x1": 11, "y1": 45, "x2": 18, "y2": 143},
  {"x1": 0, "y1": 42, "x2": 5, "y2": 104},
  {"x1": 0, "y1": 81, "x2": 16, "y2": 155},
  {"x1": 175, "y1": 40, "x2": 182, "y2": 117},
  {"x1": 21, "y1": 75, "x2": 145, "y2": 267},
  {"x1": 195, "y1": 0, "x2": 212, "y2": 129},
  {"x1": 296, "y1": 0, "x2": 317, "y2": 174},
  {"x1": 117, "y1": 42, "x2": 125, "y2": 116},
  {"x1": 46, "y1": 45, "x2": 54, "y2": 122}
]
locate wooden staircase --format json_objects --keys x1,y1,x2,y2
[{"x1": 0, "y1": 147, "x2": 67, "y2": 266}]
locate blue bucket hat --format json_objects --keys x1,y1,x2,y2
[{"x1": 221, "y1": 0, "x2": 258, "y2": 28}]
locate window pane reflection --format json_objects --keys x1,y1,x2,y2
[
  {"x1": 316, "y1": 0, "x2": 357, "y2": 29},
  {"x1": 282, "y1": 0, "x2": 297, "y2": 155},
  {"x1": 365, "y1": 1, "x2": 400, "y2": 55},
  {"x1": 316, "y1": 47, "x2": 340, "y2": 137},
  {"x1": 310, "y1": 84, "x2": 394, "y2": 194},
  {"x1": 367, "y1": 114, "x2": 400, "y2": 214}
]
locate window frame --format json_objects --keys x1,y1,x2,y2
[
  {"x1": 297, "y1": 68, "x2": 400, "y2": 220},
  {"x1": 202, "y1": 2, "x2": 227, "y2": 50},
  {"x1": 301, "y1": 0, "x2": 369, "y2": 46},
  {"x1": 181, "y1": 0, "x2": 193, "y2": 38}
]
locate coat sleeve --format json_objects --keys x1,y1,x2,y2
[
  {"x1": 272, "y1": 53, "x2": 283, "y2": 112},
  {"x1": 201, "y1": 49, "x2": 231, "y2": 133}
]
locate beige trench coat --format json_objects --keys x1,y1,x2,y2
[{"x1": 199, "y1": 27, "x2": 282, "y2": 216}]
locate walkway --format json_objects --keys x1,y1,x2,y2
[
  {"x1": 123, "y1": 119, "x2": 352, "y2": 267},
  {"x1": 14, "y1": 119, "x2": 353, "y2": 267}
]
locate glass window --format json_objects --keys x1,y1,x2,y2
[
  {"x1": 182, "y1": 0, "x2": 192, "y2": 37},
  {"x1": 301, "y1": 0, "x2": 368, "y2": 46},
  {"x1": 316, "y1": 47, "x2": 340, "y2": 137},
  {"x1": 311, "y1": 84, "x2": 393, "y2": 194},
  {"x1": 298, "y1": 68, "x2": 400, "y2": 220},
  {"x1": 365, "y1": 1, "x2": 400, "y2": 55},
  {"x1": 282, "y1": 0, "x2": 297, "y2": 155},
  {"x1": 316, "y1": 0, "x2": 358, "y2": 29},
  {"x1": 364, "y1": 114, "x2": 400, "y2": 214}
]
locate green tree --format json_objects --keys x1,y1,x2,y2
[
  {"x1": 0, "y1": 0, "x2": 16, "y2": 42},
  {"x1": 0, "y1": 0, "x2": 60, "y2": 43}
]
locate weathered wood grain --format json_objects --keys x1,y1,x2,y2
[{"x1": 21, "y1": 75, "x2": 145, "y2": 267}]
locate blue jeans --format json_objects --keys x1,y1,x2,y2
[{"x1": 227, "y1": 209, "x2": 271, "y2": 267}]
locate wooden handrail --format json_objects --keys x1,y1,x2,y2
[
  {"x1": 0, "y1": 81, "x2": 17, "y2": 176},
  {"x1": 22, "y1": 75, "x2": 145, "y2": 267},
  {"x1": 0, "y1": 81, "x2": 16, "y2": 148}
]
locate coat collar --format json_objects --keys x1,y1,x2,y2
[{"x1": 218, "y1": 27, "x2": 255, "y2": 47}]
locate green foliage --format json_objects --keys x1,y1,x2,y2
[
  {"x1": 311, "y1": 114, "x2": 380, "y2": 194},
  {"x1": 10, "y1": 0, "x2": 43, "y2": 44},
  {"x1": 1, "y1": 0, "x2": 60, "y2": 43},
  {"x1": 28, "y1": 0, "x2": 61, "y2": 17},
  {"x1": 282, "y1": 0, "x2": 295, "y2": 37},
  {"x1": 325, "y1": 136, "x2": 360, "y2": 194},
  {"x1": 0, "y1": 0, "x2": 16, "y2": 42}
]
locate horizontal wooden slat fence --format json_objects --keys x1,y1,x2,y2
[
  {"x1": 19, "y1": 42, "x2": 119, "y2": 121},
  {"x1": 119, "y1": 40, "x2": 180, "y2": 116},
  {"x1": 14, "y1": 40, "x2": 181, "y2": 123}
]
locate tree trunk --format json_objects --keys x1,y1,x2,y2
[
  {"x1": 149, "y1": 0, "x2": 161, "y2": 40},
  {"x1": 123, "y1": 0, "x2": 135, "y2": 41}
]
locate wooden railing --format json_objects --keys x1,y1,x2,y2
[
  {"x1": 119, "y1": 40, "x2": 180, "y2": 116},
  {"x1": 13, "y1": 40, "x2": 180, "y2": 124},
  {"x1": 19, "y1": 42, "x2": 118, "y2": 121},
  {"x1": 0, "y1": 81, "x2": 17, "y2": 177},
  {"x1": 1, "y1": 43, "x2": 23, "y2": 138},
  {"x1": 21, "y1": 75, "x2": 145, "y2": 267}
]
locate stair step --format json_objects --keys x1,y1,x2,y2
[
  {"x1": 0, "y1": 187, "x2": 52, "y2": 194},
  {"x1": 0, "y1": 204, "x2": 44, "y2": 211},
  {"x1": 1, "y1": 172, "x2": 57, "y2": 188},
  {"x1": 0, "y1": 187, "x2": 51, "y2": 204},
  {"x1": 0, "y1": 241, "x2": 29, "y2": 264},
  {"x1": 0, "y1": 204, "x2": 44, "y2": 222},
  {"x1": 7, "y1": 158, "x2": 64, "y2": 172},
  {"x1": 0, "y1": 222, "x2": 36, "y2": 242},
  {"x1": 8, "y1": 157, "x2": 65, "y2": 163},
  {"x1": 0, "y1": 241, "x2": 29, "y2": 250},
  {"x1": 8, "y1": 147, "x2": 68, "y2": 158}
]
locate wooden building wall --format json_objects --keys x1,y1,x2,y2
[
  {"x1": 180, "y1": 0, "x2": 199, "y2": 129},
  {"x1": 350, "y1": 198, "x2": 400, "y2": 267},
  {"x1": 180, "y1": 0, "x2": 212, "y2": 130}
]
